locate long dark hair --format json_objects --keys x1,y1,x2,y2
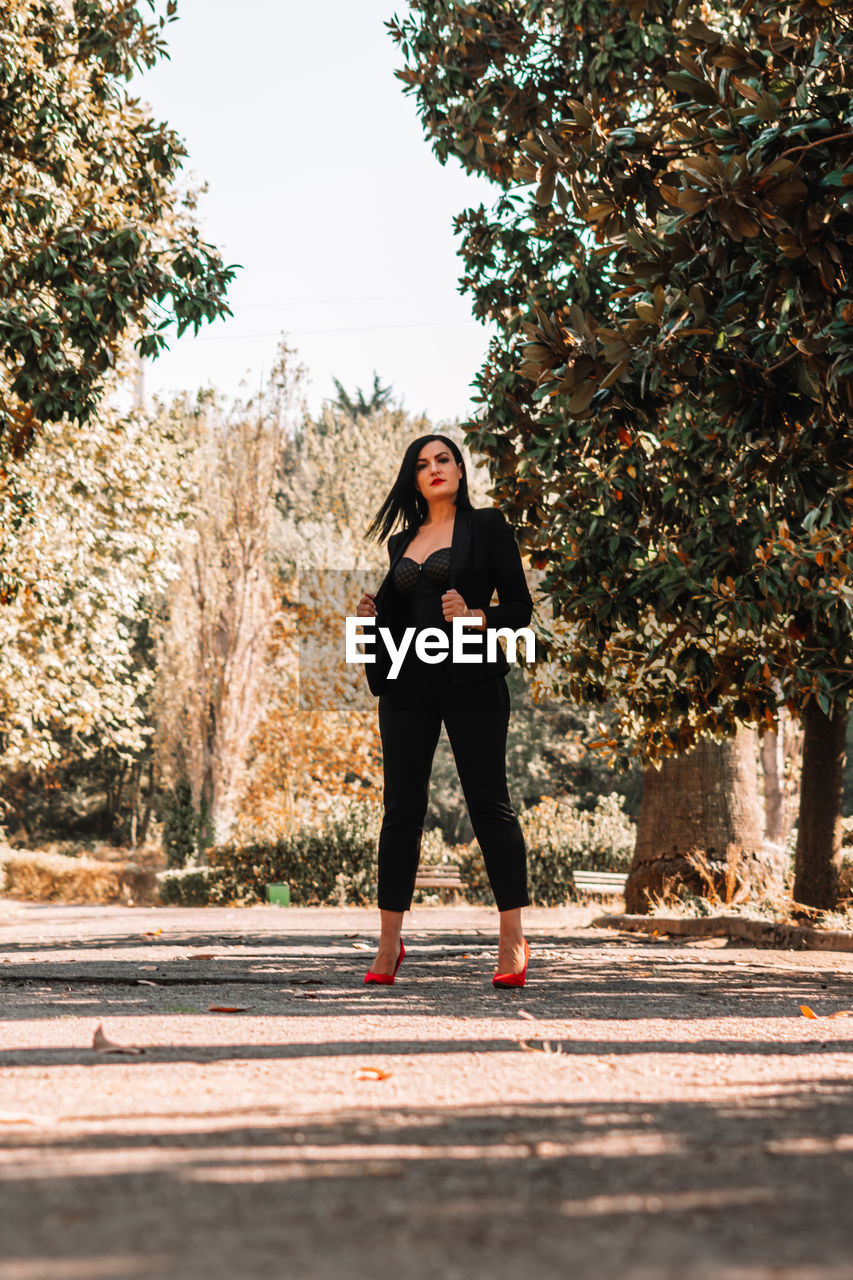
[{"x1": 366, "y1": 434, "x2": 474, "y2": 542}]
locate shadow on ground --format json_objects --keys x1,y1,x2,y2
[
  {"x1": 2, "y1": 929, "x2": 850, "y2": 1031},
  {"x1": 2, "y1": 1087, "x2": 853, "y2": 1280}
]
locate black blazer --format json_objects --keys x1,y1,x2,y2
[{"x1": 366, "y1": 506, "x2": 533, "y2": 696}]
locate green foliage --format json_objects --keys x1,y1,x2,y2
[
  {"x1": 205, "y1": 800, "x2": 383, "y2": 906},
  {"x1": 0, "y1": 399, "x2": 193, "y2": 770},
  {"x1": 0, "y1": 0, "x2": 235, "y2": 455},
  {"x1": 391, "y1": 0, "x2": 853, "y2": 760},
  {"x1": 161, "y1": 780, "x2": 199, "y2": 869},
  {"x1": 157, "y1": 866, "x2": 220, "y2": 908},
  {"x1": 426, "y1": 667, "x2": 642, "y2": 844},
  {"x1": 157, "y1": 791, "x2": 634, "y2": 908},
  {"x1": 457, "y1": 793, "x2": 636, "y2": 906},
  {"x1": 330, "y1": 372, "x2": 395, "y2": 418},
  {"x1": 157, "y1": 803, "x2": 460, "y2": 906}
]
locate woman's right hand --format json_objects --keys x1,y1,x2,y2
[{"x1": 356, "y1": 592, "x2": 377, "y2": 618}]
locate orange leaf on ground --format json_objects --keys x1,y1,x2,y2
[
  {"x1": 828, "y1": 1010, "x2": 853, "y2": 1018},
  {"x1": 354, "y1": 1067, "x2": 392, "y2": 1081},
  {"x1": 799, "y1": 1005, "x2": 819, "y2": 1018},
  {"x1": 207, "y1": 1005, "x2": 252, "y2": 1013}
]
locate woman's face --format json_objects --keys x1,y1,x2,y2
[{"x1": 414, "y1": 440, "x2": 463, "y2": 504}]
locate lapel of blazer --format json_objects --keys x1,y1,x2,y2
[
  {"x1": 449, "y1": 507, "x2": 473, "y2": 590},
  {"x1": 374, "y1": 528, "x2": 414, "y2": 614}
]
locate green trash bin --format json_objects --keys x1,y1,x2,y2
[{"x1": 266, "y1": 882, "x2": 291, "y2": 906}]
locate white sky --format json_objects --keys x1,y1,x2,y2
[{"x1": 136, "y1": 0, "x2": 496, "y2": 421}]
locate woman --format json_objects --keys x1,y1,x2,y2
[{"x1": 356, "y1": 434, "x2": 532, "y2": 988}]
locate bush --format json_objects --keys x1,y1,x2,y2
[
  {"x1": 161, "y1": 781, "x2": 199, "y2": 869},
  {"x1": 156, "y1": 865, "x2": 228, "y2": 907},
  {"x1": 457, "y1": 793, "x2": 635, "y2": 907},
  {"x1": 157, "y1": 794, "x2": 636, "y2": 909},
  {"x1": 2, "y1": 846, "x2": 156, "y2": 904},
  {"x1": 158, "y1": 802, "x2": 462, "y2": 906},
  {"x1": 205, "y1": 799, "x2": 383, "y2": 906}
]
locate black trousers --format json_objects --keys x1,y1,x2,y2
[{"x1": 377, "y1": 674, "x2": 529, "y2": 912}]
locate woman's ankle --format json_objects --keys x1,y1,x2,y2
[{"x1": 498, "y1": 907, "x2": 524, "y2": 943}]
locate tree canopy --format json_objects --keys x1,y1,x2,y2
[
  {"x1": 330, "y1": 372, "x2": 395, "y2": 418},
  {"x1": 0, "y1": 0, "x2": 235, "y2": 454},
  {"x1": 390, "y1": 0, "x2": 853, "y2": 759}
]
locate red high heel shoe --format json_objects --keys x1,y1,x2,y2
[
  {"x1": 493, "y1": 939, "x2": 529, "y2": 989},
  {"x1": 364, "y1": 941, "x2": 405, "y2": 986}
]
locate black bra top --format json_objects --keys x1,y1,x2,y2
[{"x1": 392, "y1": 546, "x2": 452, "y2": 593}]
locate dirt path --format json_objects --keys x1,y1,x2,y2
[{"x1": 2, "y1": 900, "x2": 853, "y2": 1280}]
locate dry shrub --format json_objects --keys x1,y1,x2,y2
[
  {"x1": 0, "y1": 847, "x2": 155, "y2": 905},
  {"x1": 649, "y1": 842, "x2": 792, "y2": 915}
]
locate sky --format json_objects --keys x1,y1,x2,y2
[{"x1": 135, "y1": 0, "x2": 497, "y2": 422}]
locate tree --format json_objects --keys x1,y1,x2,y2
[
  {"x1": 0, "y1": 360, "x2": 191, "y2": 840},
  {"x1": 391, "y1": 0, "x2": 853, "y2": 907},
  {"x1": 628, "y1": 730, "x2": 764, "y2": 910},
  {"x1": 330, "y1": 373, "x2": 395, "y2": 418},
  {"x1": 0, "y1": 0, "x2": 234, "y2": 457},
  {"x1": 153, "y1": 355, "x2": 300, "y2": 847},
  {"x1": 0, "y1": 375, "x2": 189, "y2": 770},
  {"x1": 760, "y1": 708, "x2": 801, "y2": 846}
]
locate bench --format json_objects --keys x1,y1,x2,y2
[
  {"x1": 414, "y1": 864, "x2": 465, "y2": 902},
  {"x1": 572, "y1": 870, "x2": 628, "y2": 899}
]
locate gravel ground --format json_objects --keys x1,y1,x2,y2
[{"x1": 2, "y1": 899, "x2": 853, "y2": 1280}]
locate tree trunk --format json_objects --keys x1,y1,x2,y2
[
  {"x1": 625, "y1": 731, "x2": 765, "y2": 914},
  {"x1": 105, "y1": 760, "x2": 127, "y2": 832},
  {"x1": 128, "y1": 761, "x2": 142, "y2": 848},
  {"x1": 793, "y1": 699, "x2": 846, "y2": 908},
  {"x1": 760, "y1": 708, "x2": 803, "y2": 844},
  {"x1": 137, "y1": 760, "x2": 156, "y2": 847}
]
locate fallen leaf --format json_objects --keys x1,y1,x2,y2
[
  {"x1": 517, "y1": 1010, "x2": 537, "y2": 1022},
  {"x1": 192, "y1": 953, "x2": 217, "y2": 960},
  {"x1": 92, "y1": 1024, "x2": 145, "y2": 1055},
  {"x1": 136, "y1": 979, "x2": 159, "y2": 987},
  {"x1": 800, "y1": 1005, "x2": 819, "y2": 1019},
  {"x1": 142, "y1": 929, "x2": 162, "y2": 938},
  {"x1": 518, "y1": 1039, "x2": 563, "y2": 1055},
  {"x1": 139, "y1": 965, "x2": 157, "y2": 971},
  {"x1": 354, "y1": 1066, "x2": 392, "y2": 1081},
  {"x1": 351, "y1": 942, "x2": 372, "y2": 951},
  {"x1": 828, "y1": 1010, "x2": 853, "y2": 1018},
  {"x1": 207, "y1": 1005, "x2": 252, "y2": 1014}
]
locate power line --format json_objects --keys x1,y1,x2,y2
[
  {"x1": 187, "y1": 317, "x2": 490, "y2": 343},
  {"x1": 237, "y1": 289, "x2": 462, "y2": 310}
]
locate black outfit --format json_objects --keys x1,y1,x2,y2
[{"x1": 370, "y1": 507, "x2": 532, "y2": 913}]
